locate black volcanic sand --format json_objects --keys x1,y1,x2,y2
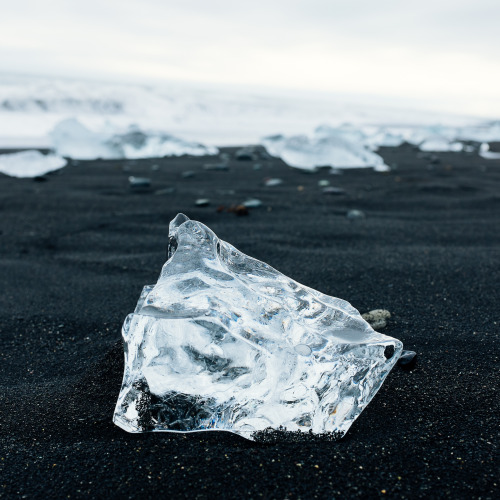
[{"x1": 1, "y1": 145, "x2": 499, "y2": 499}]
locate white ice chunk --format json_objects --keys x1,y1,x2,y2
[
  {"x1": 479, "y1": 142, "x2": 500, "y2": 159},
  {"x1": 419, "y1": 136, "x2": 463, "y2": 152},
  {"x1": 262, "y1": 126, "x2": 389, "y2": 171},
  {"x1": 366, "y1": 129, "x2": 405, "y2": 149},
  {"x1": 113, "y1": 214, "x2": 402, "y2": 441},
  {"x1": 49, "y1": 119, "x2": 218, "y2": 160},
  {"x1": 0, "y1": 150, "x2": 66, "y2": 178}
]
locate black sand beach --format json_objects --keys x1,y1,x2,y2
[{"x1": 1, "y1": 145, "x2": 499, "y2": 498}]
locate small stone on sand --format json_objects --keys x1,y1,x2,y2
[
  {"x1": 398, "y1": 350, "x2": 417, "y2": 370},
  {"x1": 362, "y1": 309, "x2": 391, "y2": 330}
]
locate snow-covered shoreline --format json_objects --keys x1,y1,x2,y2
[{"x1": 1, "y1": 75, "x2": 499, "y2": 176}]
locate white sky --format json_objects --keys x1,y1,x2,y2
[{"x1": 1, "y1": 0, "x2": 499, "y2": 117}]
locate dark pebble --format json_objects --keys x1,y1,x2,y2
[
  {"x1": 398, "y1": 350, "x2": 417, "y2": 370},
  {"x1": 322, "y1": 186, "x2": 346, "y2": 195},
  {"x1": 235, "y1": 147, "x2": 256, "y2": 161}
]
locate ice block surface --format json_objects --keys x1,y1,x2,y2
[{"x1": 113, "y1": 214, "x2": 402, "y2": 440}]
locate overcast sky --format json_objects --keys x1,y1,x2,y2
[{"x1": 1, "y1": 0, "x2": 499, "y2": 117}]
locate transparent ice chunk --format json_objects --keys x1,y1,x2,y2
[{"x1": 113, "y1": 214, "x2": 402, "y2": 440}]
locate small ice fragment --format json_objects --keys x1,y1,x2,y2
[
  {"x1": 113, "y1": 214, "x2": 403, "y2": 441},
  {"x1": 318, "y1": 180, "x2": 330, "y2": 187},
  {"x1": 242, "y1": 198, "x2": 263, "y2": 208},
  {"x1": 264, "y1": 178, "x2": 283, "y2": 187},
  {"x1": 346, "y1": 209, "x2": 365, "y2": 220},
  {"x1": 195, "y1": 198, "x2": 210, "y2": 207},
  {"x1": 128, "y1": 176, "x2": 151, "y2": 188},
  {"x1": 479, "y1": 143, "x2": 500, "y2": 160}
]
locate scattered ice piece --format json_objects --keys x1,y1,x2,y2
[
  {"x1": 0, "y1": 150, "x2": 66, "y2": 178},
  {"x1": 195, "y1": 198, "x2": 210, "y2": 207},
  {"x1": 346, "y1": 209, "x2": 365, "y2": 220},
  {"x1": 264, "y1": 178, "x2": 283, "y2": 187},
  {"x1": 128, "y1": 176, "x2": 151, "y2": 189},
  {"x1": 479, "y1": 143, "x2": 500, "y2": 160},
  {"x1": 397, "y1": 350, "x2": 417, "y2": 370},
  {"x1": 113, "y1": 214, "x2": 402, "y2": 440},
  {"x1": 181, "y1": 170, "x2": 195, "y2": 178},
  {"x1": 456, "y1": 122, "x2": 500, "y2": 143},
  {"x1": 151, "y1": 164, "x2": 160, "y2": 171},
  {"x1": 419, "y1": 136, "x2": 463, "y2": 152},
  {"x1": 50, "y1": 119, "x2": 218, "y2": 160},
  {"x1": 262, "y1": 129, "x2": 389, "y2": 172},
  {"x1": 318, "y1": 180, "x2": 330, "y2": 187},
  {"x1": 242, "y1": 198, "x2": 263, "y2": 208},
  {"x1": 362, "y1": 310, "x2": 391, "y2": 330}
]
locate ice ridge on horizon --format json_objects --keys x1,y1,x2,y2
[{"x1": 113, "y1": 214, "x2": 403, "y2": 440}]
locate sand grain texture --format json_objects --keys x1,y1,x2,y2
[{"x1": 0, "y1": 145, "x2": 499, "y2": 498}]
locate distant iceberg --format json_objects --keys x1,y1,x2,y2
[
  {"x1": 0, "y1": 150, "x2": 66, "y2": 178},
  {"x1": 49, "y1": 118, "x2": 218, "y2": 160},
  {"x1": 262, "y1": 125, "x2": 389, "y2": 171}
]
